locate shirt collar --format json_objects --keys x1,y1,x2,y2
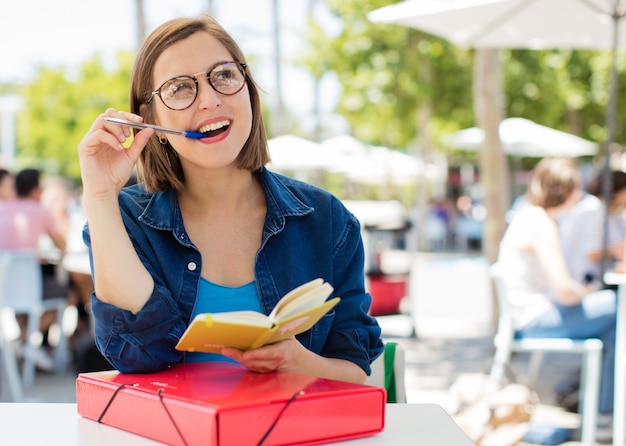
[{"x1": 137, "y1": 167, "x2": 314, "y2": 236}]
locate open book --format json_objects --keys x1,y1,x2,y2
[{"x1": 175, "y1": 278, "x2": 339, "y2": 353}]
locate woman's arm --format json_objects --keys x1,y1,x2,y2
[
  {"x1": 78, "y1": 110, "x2": 155, "y2": 314},
  {"x1": 530, "y1": 210, "x2": 591, "y2": 305}
]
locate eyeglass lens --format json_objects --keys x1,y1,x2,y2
[{"x1": 157, "y1": 62, "x2": 245, "y2": 110}]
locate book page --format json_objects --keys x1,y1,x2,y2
[
  {"x1": 268, "y1": 278, "x2": 333, "y2": 321},
  {"x1": 251, "y1": 297, "x2": 341, "y2": 348},
  {"x1": 271, "y1": 283, "x2": 334, "y2": 322},
  {"x1": 209, "y1": 311, "x2": 272, "y2": 327}
]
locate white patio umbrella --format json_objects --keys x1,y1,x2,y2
[
  {"x1": 321, "y1": 135, "x2": 427, "y2": 185},
  {"x1": 342, "y1": 145, "x2": 425, "y2": 185},
  {"x1": 368, "y1": 0, "x2": 626, "y2": 50},
  {"x1": 445, "y1": 117, "x2": 599, "y2": 158},
  {"x1": 267, "y1": 134, "x2": 340, "y2": 171}
]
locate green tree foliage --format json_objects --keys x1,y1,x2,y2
[
  {"x1": 304, "y1": 0, "x2": 626, "y2": 159},
  {"x1": 505, "y1": 49, "x2": 626, "y2": 145},
  {"x1": 299, "y1": 0, "x2": 474, "y2": 150},
  {"x1": 16, "y1": 52, "x2": 134, "y2": 181}
]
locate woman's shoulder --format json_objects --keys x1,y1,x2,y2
[
  {"x1": 261, "y1": 168, "x2": 345, "y2": 208},
  {"x1": 263, "y1": 168, "x2": 330, "y2": 193},
  {"x1": 506, "y1": 205, "x2": 553, "y2": 239},
  {"x1": 117, "y1": 183, "x2": 175, "y2": 218},
  {"x1": 515, "y1": 205, "x2": 550, "y2": 223},
  {"x1": 118, "y1": 183, "x2": 165, "y2": 204},
  {"x1": 260, "y1": 168, "x2": 357, "y2": 227}
]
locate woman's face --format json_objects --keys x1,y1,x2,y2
[{"x1": 151, "y1": 31, "x2": 253, "y2": 172}]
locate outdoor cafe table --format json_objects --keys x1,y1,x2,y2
[
  {"x1": 603, "y1": 271, "x2": 626, "y2": 446},
  {"x1": 0, "y1": 402, "x2": 475, "y2": 445}
]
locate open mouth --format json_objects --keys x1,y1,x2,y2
[{"x1": 198, "y1": 120, "x2": 230, "y2": 137}]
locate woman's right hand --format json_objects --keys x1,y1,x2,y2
[
  {"x1": 77, "y1": 108, "x2": 154, "y2": 200},
  {"x1": 77, "y1": 109, "x2": 156, "y2": 314}
]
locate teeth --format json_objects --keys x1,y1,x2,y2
[{"x1": 199, "y1": 120, "x2": 230, "y2": 134}]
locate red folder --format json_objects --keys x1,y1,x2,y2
[{"x1": 76, "y1": 362, "x2": 385, "y2": 446}]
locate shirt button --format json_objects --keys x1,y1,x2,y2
[{"x1": 187, "y1": 262, "x2": 197, "y2": 271}]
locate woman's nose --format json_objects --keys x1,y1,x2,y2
[{"x1": 196, "y1": 77, "x2": 222, "y2": 109}]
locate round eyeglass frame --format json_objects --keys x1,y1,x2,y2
[{"x1": 148, "y1": 61, "x2": 247, "y2": 111}]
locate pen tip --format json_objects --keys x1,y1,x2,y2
[{"x1": 186, "y1": 132, "x2": 206, "y2": 139}]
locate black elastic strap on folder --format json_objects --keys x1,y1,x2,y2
[
  {"x1": 96, "y1": 383, "x2": 188, "y2": 446},
  {"x1": 158, "y1": 387, "x2": 188, "y2": 446},
  {"x1": 256, "y1": 389, "x2": 304, "y2": 446},
  {"x1": 97, "y1": 383, "x2": 126, "y2": 423}
]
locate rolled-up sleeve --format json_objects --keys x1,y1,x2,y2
[
  {"x1": 91, "y1": 283, "x2": 187, "y2": 373},
  {"x1": 323, "y1": 214, "x2": 384, "y2": 375}
]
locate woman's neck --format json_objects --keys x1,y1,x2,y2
[{"x1": 178, "y1": 168, "x2": 261, "y2": 216}]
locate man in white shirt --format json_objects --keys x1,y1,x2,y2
[{"x1": 559, "y1": 170, "x2": 626, "y2": 286}]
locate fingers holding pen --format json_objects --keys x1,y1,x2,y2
[
  {"x1": 79, "y1": 109, "x2": 152, "y2": 156},
  {"x1": 79, "y1": 111, "x2": 155, "y2": 198},
  {"x1": 99, "y1": 109, "x2": 146, "y2": 148},
  {"x1": 125, "y1": 127, "x2": 155, "y2": 163}
]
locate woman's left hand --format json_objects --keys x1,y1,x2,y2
[
  {"x1": 222, "y1": 338, "x2": 367, "y2": 383},
  {"x1": 221, "y1": 338, "x2": 300, "y2": 373}
]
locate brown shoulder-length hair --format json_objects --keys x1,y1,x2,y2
[
  {"x1": 130, "y1": 15, "x2": 270, "y2": 192},
  {"x1": 526, "y1": 157, "x2": 581, "y2": 208}
]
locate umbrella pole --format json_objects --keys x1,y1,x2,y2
[{"x1": 600, "y1": 4, "x2": 622, "y2": 280}]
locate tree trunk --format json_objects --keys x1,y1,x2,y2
[
  {"x1": 473, "y1": 48, "x2": 510, "y2": 264},
  {"x1": 473, "y1": 48, "x2": 510, "y2": 335}
]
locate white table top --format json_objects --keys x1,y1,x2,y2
[{"x1": 0, "y1": 402, "x2": 475, "y2": 446}]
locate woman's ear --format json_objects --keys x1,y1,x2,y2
[
  {"x1": 139, "y1": 103, "x2": 149, "y2": 120},
  {"x1": 139, "y1": 104, "x2": 158, "y2": 127}
]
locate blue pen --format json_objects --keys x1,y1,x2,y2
[{"x1": 101, "y1": 117, "x2": 206, "y2": 139}]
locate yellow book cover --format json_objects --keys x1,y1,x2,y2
[{"x1": 175, "y1": 278, "x2": 340, "y2": 353}]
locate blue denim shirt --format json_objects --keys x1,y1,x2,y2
[{"x1": 85, "y1": 168, "x2": 383, "y2": 374}]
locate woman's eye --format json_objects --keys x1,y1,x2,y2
[
  {"x1": 214, "y1": 69, "x2": 235, "y2": 83},
  {"x1": 166, "y1": 80, "x2": 195, "y2": 98}
]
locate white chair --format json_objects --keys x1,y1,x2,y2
[
  {"x1": 0, "y1": 250, "x2": 70, "y2": 388},
  {"x1": 489, "y1": 263, "x2": 601, "y2": 446},
  {"x1": 0, "y1": 252, "x2": 25, "y2": 401},
  {"x1": 366, "y1": 341, "x2": 406, "y2": 403}
]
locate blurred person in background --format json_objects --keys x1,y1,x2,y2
[
  {"x1": 560, "y1": 170, "x2": 626, "y2": 287},
  {"x1": 0, "y1": 168, "x2": 68, "y2": 370},
  {"x1": 496, "y1": 158, "x2": 617, "y2": 426},
  {"x1": 0, "y1": 168, "x2": 66, "y2": 251},
  {"x1": 555, "y1": 169, "x2": 626, "y2": 415}
]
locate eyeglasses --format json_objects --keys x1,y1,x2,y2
[{"x1": 148, "y1": 61, "x2": 247, "y2": 110}]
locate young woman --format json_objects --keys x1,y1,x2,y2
[
  {"x1": 497, "y1": 157, "x2": 616, "y2": 418},
  {"x1": 77, "y1": 16, "x2": 383, "y2": 382}
]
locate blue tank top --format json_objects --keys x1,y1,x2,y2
[{"x1": 185, "y1": 277, "x2": 261, "y2": 363}]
